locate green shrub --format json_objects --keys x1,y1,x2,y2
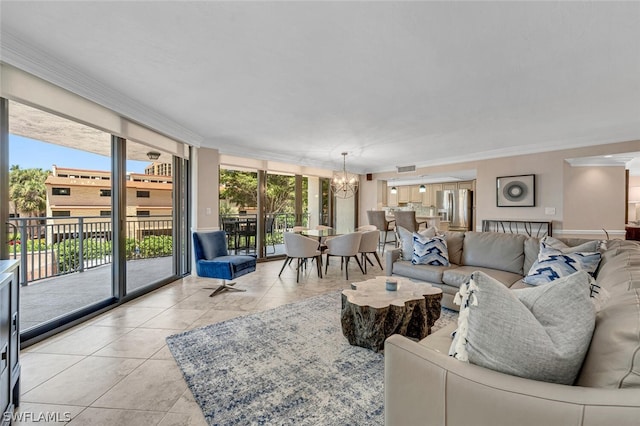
[
  {"x1": 139, "y1": 235, "x2": 172, "y2": 257},
  {"x1": 54, "y1": 238, "x2": 112, "y2": 272}
]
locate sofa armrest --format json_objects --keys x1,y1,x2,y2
[
  {"x1": 385, "y1": 248, "x2": 401, "y2": 276},
  {"x1": 384, "y1": 334, "x2": 640, "y2": 426}
]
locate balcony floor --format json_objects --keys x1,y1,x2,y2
[{"x1": 19, "y1": 243, "x2": 287, "y2": 332}]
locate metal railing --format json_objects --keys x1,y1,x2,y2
[{"x1": 6, "y1": 215, "x2": 174, "y2": 286}]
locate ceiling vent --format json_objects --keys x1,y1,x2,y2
[{"x1": 396, "y1": 165, "x2": 416, "y2": 173}]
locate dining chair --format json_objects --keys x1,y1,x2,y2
[
  {"x1": 324, "y1": 232, "x2": 364, "y2": 280},
  {"x1": 393, "y1": 210, "x2": 427, "y2": 233},
  {"x1": 356, "y1": 225, "x2": 377, "y2": 231},
  {"x1": 367, "y1": 210, "x2": 396, "y2": 255},
  {"x1": 358, "y1": 230, "x2": 383, "y2": 273},
  {"x1": 279, "y1": 232, "x2": 323, "y2": 282},
  {"x1": 192, "y1": 230, "x2": 256, "y2": 296}
]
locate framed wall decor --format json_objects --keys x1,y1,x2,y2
[{"x1": 496, "y1": 174, "x2": 535, "y2": 207}]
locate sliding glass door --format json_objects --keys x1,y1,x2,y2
[{"x1": 2, "y1": 98, "x2": 189, "y2": 342}]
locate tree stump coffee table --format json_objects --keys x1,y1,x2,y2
[{"x1": 341, "y1": 276, "x2": 443, "y2": 352}]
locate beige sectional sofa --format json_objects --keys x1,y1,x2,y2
[{"x1": 384, "y1": 231, "x2": 640, "y2": 425}]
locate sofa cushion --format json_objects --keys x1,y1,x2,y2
[
  {"x1": 442, "y1": 265, "x2": 522, "y2": 289},
  {"x1": 412, "y1": 234, "x2": 450, "y2": 266},
  {"x1": 542, "y1": 236, "x2": 602, "y2": 253},
  {"x1": 462, "y1": 232, "x2": 526, "y2": 274},
  {"x1": 396, "y1": 226, "x2": 437, "y2": 261},
  {"x1": 449, "y1": 270, "x2": 596, "y2": 385},
  {"x1": 523, "y1": 242, "x2": 601, "y2": 285},
  {"x1": 576, "y1": 288, "x2": 640, "y2": 388},
  {"x1": 392, "y1": 260, "x2": 453, "y2": 284},
  {"x1": 442, "y1": 231, "x2": 465, "y2": 265}
]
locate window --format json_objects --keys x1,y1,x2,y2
[
  {"x1": 100, "y1": 210, "x2": 111, "y2": 216},
  {"x1": 52, "y1": 210, "x2": 71, "y2": 217},
  {"x1": 137, "y1": 190, "x2": 150, "y2": 198},
  {"x1": 52, "y1": 187, "x2": 71, "y2": 196},
  {"x1": 136, "y1": 210, "x2": 150, "y2": 217},
  {"x1": 100, "y1": 189, "x2": 111, "y2": 197}
]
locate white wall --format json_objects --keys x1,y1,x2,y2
[{"x1": 192, "y1": 146, "x2": 220, "y2": 231}]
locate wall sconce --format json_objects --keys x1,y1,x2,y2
[
  {"x1": 419, "y1": 184, "x2": 426, "y2": 193},
  {"x1": 390, "y1": 186, "x2": 397, "y2": 194},
  {"x1": 147, "y1": 151, "x2": 161, "y2": 160}
]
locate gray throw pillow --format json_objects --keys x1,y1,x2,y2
[
  {"x1": 396, "y1": 225, "x2": 437, "y2": 261},
  {"x1": 449, "y1": 270, "x2": 596, "y2": 385}
]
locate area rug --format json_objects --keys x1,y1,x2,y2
[{"x1": 166, "y1": 291, "x2": 457, "y2": 426}]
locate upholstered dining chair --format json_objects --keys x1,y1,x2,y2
[
  {"x1": 358, "y1": 230, "x2": 383, "y2": 273},
  {"x1": 324, "y1": 232, "x2": 364, "y2": 280},
  {"x1": 356, "y1": 225, "x2": 377, "y2": 232},
  {"x1": 192, "y1": 230, "x2": 257, "y2": 296},
  {"x1": 393, "y1": 210, "x2": 427, "y2": 233},
  {"x1": 367, "y1": 210, "x2": 395, "y2": 255},
  {"x1": 279, "y1": 232, "x2": 323, "y2": 282}
]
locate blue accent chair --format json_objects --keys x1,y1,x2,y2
[{"x1": 193, "y1": 230, "x2": 257, "y2": 297}]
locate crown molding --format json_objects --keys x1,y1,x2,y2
[{"x1": 0, "y1": 31, "x2": 203, "y2": 146}]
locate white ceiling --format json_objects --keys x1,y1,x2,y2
[{"x1": 1, "y1": 1, "x2": 639, "y2": 174}]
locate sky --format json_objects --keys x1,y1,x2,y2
[{"x1": 9, "y1": 134, "x2": 148, "y2": 174}]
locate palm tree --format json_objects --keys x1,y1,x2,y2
[{"x1": 9, "y1": 166, "x2": 49, "y2": 239}]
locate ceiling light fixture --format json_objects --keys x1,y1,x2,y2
[
  {"x1": 147, "y1": 151, "x2": 161, "y2": 160},
  {"x1": 419, "y1": 184, "x2": 426, "y2": 193},
  {"x1": 331, "y1": 152, "x2": 359, "y2": 199},
  {"x1": 390, "y1": 186, "x2": 397, "y2": 194}
]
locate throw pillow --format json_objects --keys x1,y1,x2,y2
[
  {"x1": 449, "y1": 270, "x2": 596, "y2": 385},
  {"x1": 523, "y1": 242, "x2": 602, "y2": 285},
  {"x1": 539, "y1": 235, "x2": 603, "y2": 254},
  {"x1": 396, "y1": 225, "x2": 437, "y2": 261},
  {"x1": 412, "y1": 234, "x2": 450, "y2": 266}
]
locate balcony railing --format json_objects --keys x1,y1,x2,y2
[{"x1": 6, "y1": 215, "x2": 173, "y2": 286}]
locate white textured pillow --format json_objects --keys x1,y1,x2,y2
[
  {"x1": 449, "y1": 270, "x2": 596, "y2": 385},
  {"x1": 396, "y1": 225, "x2": 437, "y2": 261}
]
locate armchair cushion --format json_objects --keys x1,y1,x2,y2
[{"x1": 196, "y1": 230, "x2": 228, "y2": 260}]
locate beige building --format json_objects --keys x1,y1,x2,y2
[{"x1": 45, "y1": 165, "x2": 173, "y2": 241}]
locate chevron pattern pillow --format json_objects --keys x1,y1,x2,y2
[
  {"x1": 523, "y1": 242, "x2": 601, "y2": 285},
  {"x1": 412, "y1": 234, "x2": 450, "y2": 266}
]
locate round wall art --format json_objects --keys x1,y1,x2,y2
[{"x1": 496, "y1": 174, "x2": 535, "y2": 207}]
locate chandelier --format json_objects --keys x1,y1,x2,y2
[{"x1": 331, "y1": 152, "x2": 359, "y2": 199}]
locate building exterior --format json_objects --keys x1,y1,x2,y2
[{"x1": 44, "y1": 165, "x2": 173, "y2": 241}]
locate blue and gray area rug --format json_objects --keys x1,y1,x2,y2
[{"x1": 166, "y1": 290, "x2": 457, "y2": 426}]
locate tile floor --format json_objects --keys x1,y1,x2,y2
[{"x1": 16, "y1": 255, "x2": 380, "y2": 425}]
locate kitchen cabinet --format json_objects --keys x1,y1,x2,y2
[
  {"x1": 387, "y1": 188, "x2": 398, "y2": 206},
  {"x1": 421, "y1": 185, "x2": 434, "y2": 207},
  {"x1": 410, "y1": 185, "x2": 423, "y2": 203},
  {"x1": 458, "y1": 180, "x2": 475, "y2": 190},
  {"x1": 0, "y1": 260, "x2": 20, "y2": 426},
  {"x1": 398, "y1": 186, "x2": 410, "y2": 203},
  {"x1": 443, "y1": 182, "x2": 458, "y2": 191}
]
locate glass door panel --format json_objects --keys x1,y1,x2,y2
[
  {"x1": 125, "y1": 141, "x2": 175, "y2": 293},
  {"x1": 8, "y1": 100, "x2": 114, "y2": 333}
]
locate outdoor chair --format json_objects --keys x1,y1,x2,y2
[{"x1": 192, "y1": 230, "x2": 256, "y2": 296}]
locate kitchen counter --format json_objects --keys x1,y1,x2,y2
[{"x1": 386, "y1": 214, "x2": 442, "y2": 229}]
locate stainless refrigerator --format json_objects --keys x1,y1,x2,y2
[{"x1": 436, "y1": 189, "x2": 473, "y2": 231}]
